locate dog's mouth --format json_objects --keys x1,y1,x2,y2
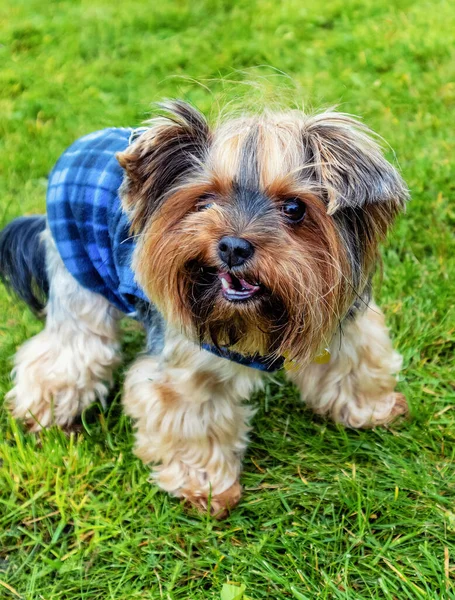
[{"x1": 218, "y1": 271, "x2": 261, "y2": 302}]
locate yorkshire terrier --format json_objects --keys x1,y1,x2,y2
[{"x1": 0, "y1": 101, "x2": 409, "y2": 517}]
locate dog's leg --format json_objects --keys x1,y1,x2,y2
[
  {"x1": 123, "y1": 332, "x2": 262, "y2": 517},
  {"x1": 288, "y1": 303, "x2": 407, "y2": 428},
  {"x1": 7, "y1": 233, "x2": 121, "y2": 430}
]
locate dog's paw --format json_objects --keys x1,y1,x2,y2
[
  {"x1": 183, "y1": 481, "x2": 242, "y2": 519},
  {"x1": 384, "y1": 392, "x2": 409, "y2": 423},
  {"x1": 358, "y1": 392, "x2": 409, "y2": 429},
  {"x1": 154, "y1": 457, "x2": 243, "y2": 518},
  {"x1": 7, "y1": 382, "x2": 105, "y2": 432},
  {"x1": 6, "y1": 327, "x2": 118, "y2": 431},
  {"x1": 335, "y1": 390, "x2": 409, "y2": 429}
]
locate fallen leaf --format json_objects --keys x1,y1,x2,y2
[{"x1": 221, "y1": 583, "x2": 246, "y2": 600}]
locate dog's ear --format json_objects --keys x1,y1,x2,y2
[
  {"x1": 117, "y1": 100, "x2": 211, "y2": 233},
  {"x1": 301, "y1": 112, "x2": 409, "y2": 216}
]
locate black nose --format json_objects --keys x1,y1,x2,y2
[{"x1": 218, "y1": 236, "x2": 254, "y2": 267}]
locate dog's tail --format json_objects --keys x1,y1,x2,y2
[{"x1": 0, "y1": 216, "x2": 49, "y2": 316}]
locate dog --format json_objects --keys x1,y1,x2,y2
[{"x1": 0, "y1": 101, "x2": 409, "y2": 517}]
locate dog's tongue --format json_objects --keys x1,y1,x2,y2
[
  {"x1": 218, "y1": 271, "x2": 260, "y2": 299},
  {"x1": 238, "y1": 277, "x2": 260, "y2": 291}
]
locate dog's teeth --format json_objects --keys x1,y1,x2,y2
[{"x1": 221, "y1": 277, "x2": 230, "y2": 290}]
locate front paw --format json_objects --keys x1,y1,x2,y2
[
  {"x1": 379, "y1": 391, "x2": 409, "y2": 424},
  {"x1": 183, "y1": 481, "x2": 243, "y2": 519},
  {"x1": 153, "y1": 457, "x2": 243, "y2": 518},
  {"x1": 7, "y1": 377, "x2": 108, "y2": 431},
  {"x1": 339, "y1": 391, "x2": 409, "y2": 428}
]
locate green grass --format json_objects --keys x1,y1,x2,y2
[{"x1": 1, "y1": 0, "x2": 455, "y2": 598}]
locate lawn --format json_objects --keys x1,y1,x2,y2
[{"x1": 1, "y1": 0, "x2": 455, "y2": 598}]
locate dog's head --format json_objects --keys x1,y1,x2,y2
[{"x1": 118, "y1": 101, "x2": 408, "y2": 364}]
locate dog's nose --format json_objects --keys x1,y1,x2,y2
[{"x1": 218, "y1": 236, "x2": 254, "y2": 267}]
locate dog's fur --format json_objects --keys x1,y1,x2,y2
[{"x1": 0, "y1": 102, "x2": 409, "y2": 517}]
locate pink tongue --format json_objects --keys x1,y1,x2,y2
[
  {"x1": 238, "y1": 278, "x2": 259, "y2": 291},
  {"x1": 218, "y1": 271, "x2": 260, "y2": 292}
]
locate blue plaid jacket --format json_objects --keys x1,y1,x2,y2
[
  {"x1": 46, "y1": 128, "x2": 283, "y2": 373},
  {"x1": 47, "y1": 128, "x2": 148, "y2": 315}
]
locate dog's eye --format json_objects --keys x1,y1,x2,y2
[
  {"x1": 197, "y1": 202, "x2": 213, "y2": 212},
  {"x1": 281, "y1": 198, "x2": 306, "y2": 223},
  {"x1": 196, "y1": 194, "x2": 215, "y2": 212}
]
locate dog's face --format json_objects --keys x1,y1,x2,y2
[{"x1": 118, "y1": 101, "x2": 408, "y2": 364}]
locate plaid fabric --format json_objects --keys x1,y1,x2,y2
[
  {"x1": 47, "y1": 128, "x2": 148, "y2": 315},
  {"x1": 46, "y1": 128, "x2": 283, "y2": 372}
]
